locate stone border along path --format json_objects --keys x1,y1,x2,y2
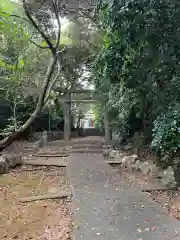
[{"x1": 67, "y1": 137, "x2": 180, "y2": 240}]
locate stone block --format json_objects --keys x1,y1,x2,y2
[
  {"x1": 103, "y1": 149, "x2": 111, "y2": 157},
  {"x1": 0, "y1": 154, "x2": 22, "y2": 175},
  {"x1": 109, "y1": 150, "x2": 120, "y2": 159},
  {"x1": 134, "y1": 160, "x2": 141, "y2": 170},
  {"x1": 139, "y1": 162, "x2": 152, "y2": 175},
  {"x1": 0, "y1": 155, "x2": 9, "y2": 174},
  {"x1": 121, "y1": 154, "x2": 138, "y2": 167},
  {"x1": 149, "y1": 164, "x2": 162, "y2": 178},
  {"x1": 160, "y1": 166, "x2": 177, "y2": 188}
]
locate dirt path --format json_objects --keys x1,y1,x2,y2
[
  {"x1": 0, "y1": 166, "x2": 72, "y2": 240},
  {"x1": 0, "y1": 140, "x2": 73, "y2": 240}
]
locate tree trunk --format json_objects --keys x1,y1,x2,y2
[
  {"x1": 0, "y1": 54, "x2": 57, "y2": 152},
  {"x1": 63, "y1": 93, "x2": 71, "y2": 141},
  {"x1": 13, "y1": 102, "x2": 17, "y2": 131},
  {"x1": 104, "y1": 108, "x2": 112, "y2": 141}
]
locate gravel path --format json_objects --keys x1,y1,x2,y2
[{"x1": 67, "y1": 138, "x2": 180, "y2": 240}]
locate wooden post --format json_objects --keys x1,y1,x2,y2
[
  {"x1": 63, "y1": 92, "x2": 71, "y2": 141},
  {"x1": 104, "y1": 107, "x2": 112, "y2": 141}
]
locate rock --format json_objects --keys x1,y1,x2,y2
[
  {"x1": 0, "y1": 154, "x2": 22, "y2": 175},
  {"x1": 134, "y1": 160, "x2": 141, "y2": 170},
  {"x1": 142, "y1": 163, "x2": 158, "y2": 176},
  {"x1": 173, "y1": 163, "x2": 180, "y2": 184},
  {"x1": 135, "y1": 161, "x2": 161, "y2": 175},
  {"x1": 0, "y1": 155, "x2": 9, "y2": 174},
  {"x1": 112, "y1": 132, "x2": 119, "y2": 141},
  {"x1": 161, "y1": 166, "x2": 174, "y2": 177},
  {"x1": 139, "y1": 162, "x2": 152, "y2": 175},
  {"x1": 11, "y1": 155, "x2": 22, "y2": 167},
  {"x1": 138, "y1": 162, "x2": 176, "y2": 186},
  {"x1": 103, "y1": 149, "x2": 111, "y2": 157},
  {"x1": 42, "y1": 131, "x2": 48, "y2": 145},
  {"x1": 160, "y1": 166, "x2": 177, "y2": 188},
  {"x1": 121, "y1": 154, "x2": 138, "y2": 167},
  {"x1": 158, "y1": 170, "x2": 164, "y2": 179},
  {"x1": 149, "y1": 164, "x2": 162, "y2": 178},
  {"x1": 3, "y1": 154, "x2": 22, "y2": 168},
  {"x1": 166, "y1": 180, "x2": 177, "y2": 188},
  {"x1": 109, "y1": 150, "x2": 121, "y2": 159},
  {"x1": 113, "y1": 155, "x2": 123, "y2": 164}
]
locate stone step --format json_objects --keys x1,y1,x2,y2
[
  {"x1": 72, "y1": 144, "x2": 102, "y2": 149},
  {"x1": 23, "y1": 157, "x2": 67, "y2": 167},
  {"x1": 73, "y1": 140, "x2": 104, "y2": 145},
  {"x1": 71, "y1": 148, "x2": 102, "y2": 154}
]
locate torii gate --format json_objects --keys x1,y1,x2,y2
[{"x1": 56, "y1": 88, "x2": 112, "y2": 141}]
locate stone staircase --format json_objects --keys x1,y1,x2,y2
[{"x1": 71, "y1": 138, "x2": 104, "y2": 154}]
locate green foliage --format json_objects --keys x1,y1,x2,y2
[
  {"x1": 0, "y1": 0, "x2": 97, "y2": 138},
  {"x1": 93, "y1": 105, "x2": 102, "y2": 123},
  {"x1": 151, "y1": 105, "x2": 180, "y2": 166},
  {"x1": 1, "y1": 116, "x2": 22, "y2": 136},
  {"x1": 0, "y1": 0, "x2": 47, "y2": 133},
  {"x1": 92, "y1": 0, "x2": 180, "y2": 166},
  {"x1": 0, "y1": 0, "x2": 19, "y2": 14}
]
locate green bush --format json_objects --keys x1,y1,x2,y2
[{"x1": 151, "y1": 104, "x2": 180, "y2": 167}]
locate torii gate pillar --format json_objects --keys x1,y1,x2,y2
[{"x1": 63, "y1": 92, "x2": 71, "y2": 141}]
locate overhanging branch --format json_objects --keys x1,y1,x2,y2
[
  {"x1": 22, "y1": 0, "x2": 54, "y2": 52},
  {"x1": 52, "y1": 0, "x2": 61, "y2": 49},
  {"x1": 1, "y1": 11, "x2": 31, "y2": 24},
  {"x1": 30, "y1": 39, "x2": 49, "y2": 49},
  {"x1": 44, "y1": 61, "x2": 61, "y2": 104}
]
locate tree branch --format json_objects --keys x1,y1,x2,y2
[
  {"x1": 1, "y1": 11, "x2": 31, "y2": 24},
  {"x1": 52, "y1": 0, "x2": 61, "y2": 49},
  {"x1": 1, "y1": 11, "x2": 50, "y2": 50},
  {"x1": 29, "y1": 39, "x2": 49, "y2": 49},
  {"x1": 58, "y1": 45, "x2": 67, "y2": 55},
  {"x1": 22, "y1": 0, "x2": 54, "y2": 52},
  {"x1": 44, "y1": 61, "x2": 61, "y2": 104},
  {"x1": 0, "y1": 54, "x2": 57, "y2": 151},
  {"x1": 0, "y1": 0, "x2": 64, "y2": 151}
]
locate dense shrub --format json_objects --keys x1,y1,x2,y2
[
  {"x1": 151, "y1": 105, "x2": 180, "y2": 167},
  {"x1": 93, "y1": 0, "x2": 180, "y2": 168}
]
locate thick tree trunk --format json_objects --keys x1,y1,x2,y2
[
  {"x1": 0, "y1": 54, "x2": 57, "y2": 152},
  {"x1": 63, "y1": 93, "x2": 71, "y2": 141},
  {"x1": 104, "y1": 108, "x2": 112, "y2": 141}
]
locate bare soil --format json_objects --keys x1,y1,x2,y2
[
  {"x1": 0, "y1": 166, "x2": 72, "y2": 240},
  {"x1": 0, "y1": 140, "x2": 73, "y2": 240},
  {"x1": 122, "y1": 167, "x2": 180, "y2": 221},
  {"x1": 137, "y1": 147, "x2": 180, "y2": 220}
]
